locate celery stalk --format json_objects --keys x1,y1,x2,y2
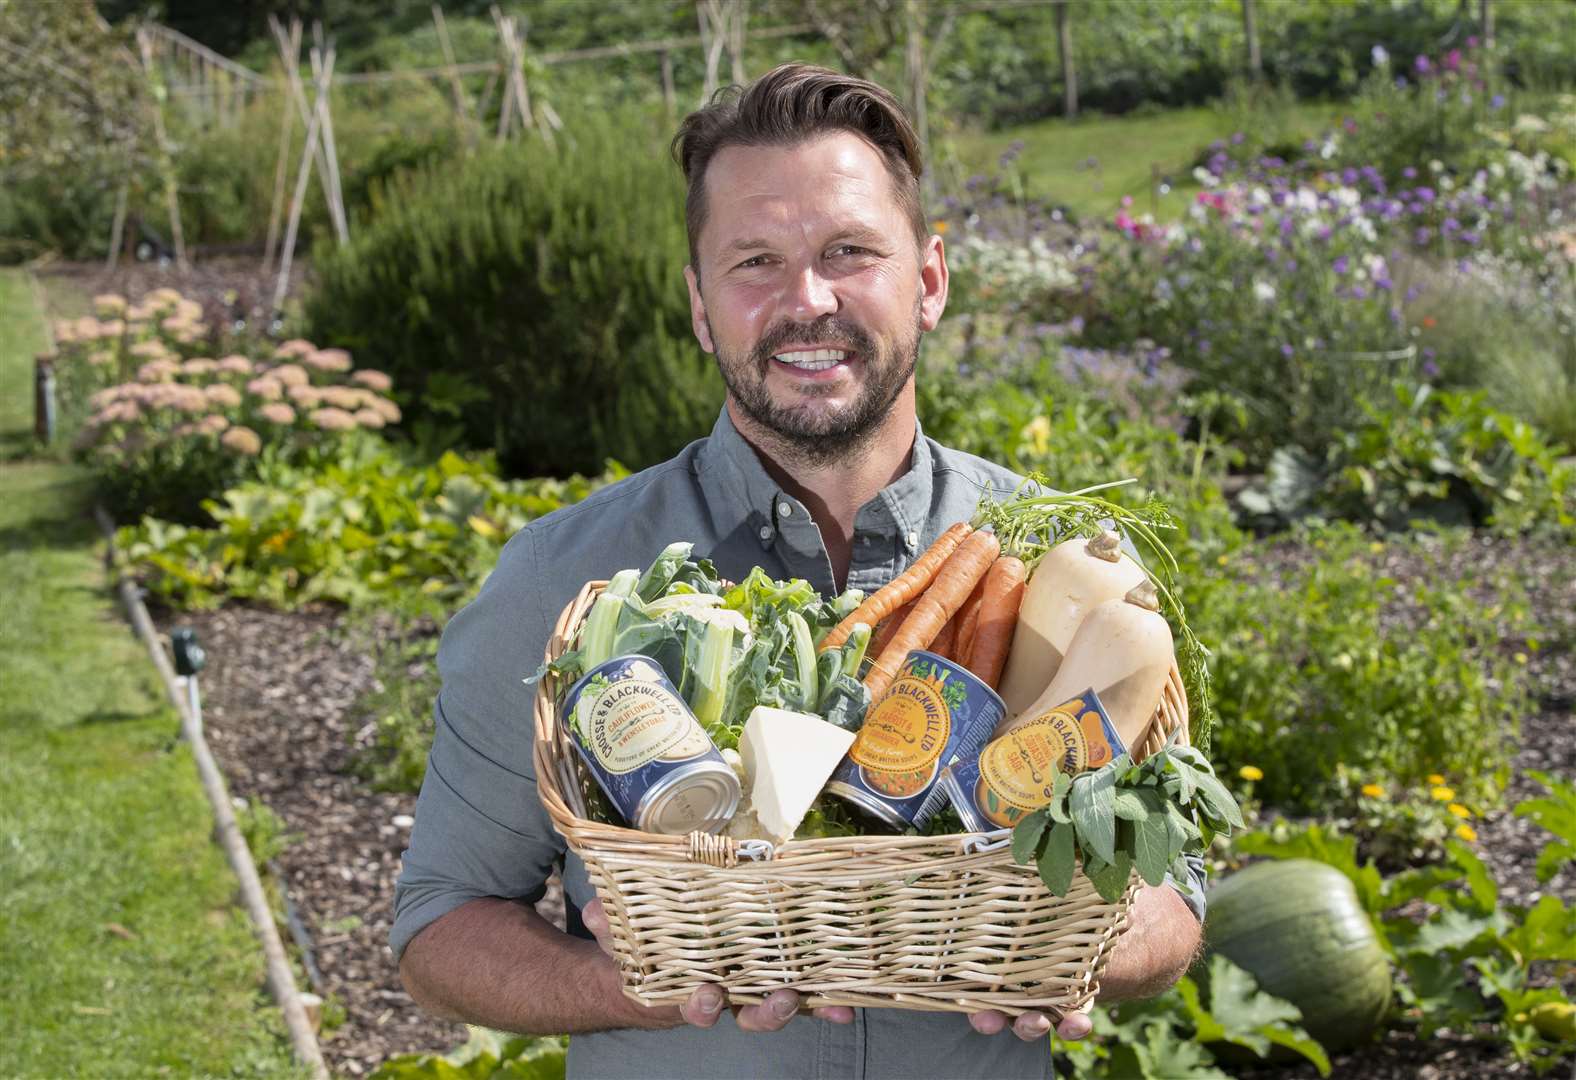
[
  {"x1": 785, "y1": 610, "x2": 817, "y2": 712},
  {"x1": 691, "y1": 619, "x2": 734, "y2": 735}
]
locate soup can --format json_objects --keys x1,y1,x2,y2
[
  {"x1": 825, "y1": 650, "x2": 1005, "y2": 829},
  {"x1": 937, "y1": 688, "x2": 1126, "y2": 833},
  {"x1": 562, "y1": 655, "x2": 741, "y2": 835}
]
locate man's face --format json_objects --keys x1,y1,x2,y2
[{"x1": 684, "y1": 132, "x2": 948, "y2": 464}]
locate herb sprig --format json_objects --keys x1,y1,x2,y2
[{"x1": 1010, "y1": 737, "x2": 1246, "y2": 903}]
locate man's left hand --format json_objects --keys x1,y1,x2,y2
[{"x1": 967, "y1": 1005, "x2": 1092, "y2": 1042}]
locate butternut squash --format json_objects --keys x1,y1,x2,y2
[
  {"x1": 1001, "y1": 581, "x2": 1174, "y2": 751},
  {"x1": 996, "y1": 530, "x2": 1147, "y2": 718}
]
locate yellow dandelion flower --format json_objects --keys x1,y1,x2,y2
[
  {"x1": 1448, "y1": 803, "x2": 1472, "y2": 819},
  {"x1": 1431, "y1": 786, "x2": 1456, "y2": 802},
  {"x1": 1427, "y1": 774, "x2": 1446, "y2": 785},
  {"x1": 932, "y1": 220, "x2": 950, "y2": 235},
  {"x1": 1455, "y1": 823, "x2": 1478, "y2": 842},
  {"x1": 1238, "y1": 765, "x2": 1264, "y2": 782},
  {"x1": 1514, "y1": 652, "x2": 1528, "y2": 665},
  {"x1": 1361, "y1": 783, "x2": 1385, "y2": 799}
]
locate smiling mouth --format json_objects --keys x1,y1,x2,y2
[{"x1": 771, "y1": 348, "x2": 854, "y2": 372}]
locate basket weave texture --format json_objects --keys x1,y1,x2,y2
[{"x1": 533, "y1": 580, "x2": 1191, "y2": 1017}]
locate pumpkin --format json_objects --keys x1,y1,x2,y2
[{"x1": 1204, "y1": 858, "x2": 1392, "y2": 1051}]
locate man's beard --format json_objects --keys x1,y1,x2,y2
[{"x1": 709, "y1": 305, "x2": 921, "y2": 469}]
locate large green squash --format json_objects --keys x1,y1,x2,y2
[{"x1": 1204, "y1": 858, "x2": 1392, "y2": 1051}]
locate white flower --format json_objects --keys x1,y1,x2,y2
[
  {"x1": 1192, "y1": 165, "x2": 1219, "y2": 188},
  {"x1": 1371, "y1": 44, "x2": 1390, "y2": 67},
  {"x1": 1320, "y1": 138, "x2": 1338, "y2": 160},
  {"x1": 1252, "y1": 280, "x2": 1276, "y2": 303}
]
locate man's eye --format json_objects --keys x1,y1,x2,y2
[
  {"x1": 736, "y1": 255, "x2": 769, "y2": 269},
  {"x1": 831, "y1": 245, "x2": 869, "y2": 258}
]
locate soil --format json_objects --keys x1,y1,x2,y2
[
  {"x1": 33, "y1": 254, "x2": 309, "y2": 336},
  {"x1": 150, "y1": 532, "x2": 1573, "y2": 1079}
]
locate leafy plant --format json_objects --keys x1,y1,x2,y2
[
  {"x1": 117, "y1": 445, "x2": 622, "y2": 614},
  {"x1": 1239, "y1": 381, "x2": 1575, "y2": 536},
  {"x1": 1010, "y1": 740, "x2": 1244, "y2": 903},
  {"x1": 1198, "y1": 523, "x2": 1531, "y2": 814},
  {"x1": 1514, "y1": 770, "x2": 1576, "y2": 884},
  {"x1": 371, "y1": 1027, "x2": 566, "y2": 1080}
]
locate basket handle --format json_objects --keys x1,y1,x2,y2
[{"x1": 686, "y1": 831, "x2": 739, "y2": 867}]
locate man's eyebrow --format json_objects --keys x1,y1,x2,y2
[
  {"x1": 725, "y1": 227, "x2": 889, "y2": 254},
  {"x1": 727, "y1": 237, "x2": 774, "y2": 253}
]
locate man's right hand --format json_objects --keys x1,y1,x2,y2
[{"x1": 582, "y1": 898, "x2": 855, "y2": 1032}]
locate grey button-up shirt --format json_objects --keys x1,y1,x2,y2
[{"x1": 393, "y1": 407, "x2": 1204, "y2": 1080}]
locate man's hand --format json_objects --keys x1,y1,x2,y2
[
  {"x1": 582, "y1": 898, "x2": 855, "y2": 1031},
  {"x1": 967, "y1": 1005, "x2": 1092, "y2": 1042}
]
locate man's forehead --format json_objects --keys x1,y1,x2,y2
[{"x1": 699, "y1": 132, "x2": 904, "y2": 252}]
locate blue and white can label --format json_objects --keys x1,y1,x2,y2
[{"x1": 562, "y1": 655, "x2": 739, "y2": 835}]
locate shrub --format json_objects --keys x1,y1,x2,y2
[
  {"x1": 1198, "y1": 523, "x2": 1531, "y2": 816},
  {"x1": 304, "y1": 115, "x2": 723, "y2": 478},
  {"x1": 55, "y1": 287, "x2": 399, "y2": 523}
]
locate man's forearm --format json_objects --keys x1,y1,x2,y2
[
  {"x1": 1095, "y1": 884, "x2": 1203, "y2": 1003},
  {"x1": 400, "y1": 896, "x2": 683, "y2": 1035}
]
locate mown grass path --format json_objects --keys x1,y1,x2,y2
[{"x1": 0, "y1": 269, "x2": 302, "y2": 1078}]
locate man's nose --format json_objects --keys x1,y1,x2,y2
[{"x1": 785, "y1": 264, "x2": 838, "y2": 320}]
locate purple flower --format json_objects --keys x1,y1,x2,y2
[
  {"x1": 1442, "y1": 216, "x2": 1461, "y2": 234},
  {"x1": 1405, "y1": 285, "x2": 1422, "y2": 302},
  {"x1": 1285, "y1": 258, "x2": 1298, "y2": 272},
  {"x1": 1416, "y1": 187, "x2": 1436, "y2": 203},
  {"x1": 1460, "y1": 230, "x2": 1480, "y2": 245},
  {"x1": 1415, "y1": 54, "x2": 1431, "y2": 74},
  {"x1": 1415, "y1": 226, "x2": 1433, "y2": 245},
  {"x1": 1350, "y1": 285, "x2": 1369, "y2": 299},
  {"x1": 1423, "y1": 359, "x2": 1440, "y2": 378},
  {"x1": 1402, "y1": 166, "x2": 1418, "y2": 179},
  {"x1": 1231, "y1": 131, "x2": 1246, "y2": 145},
  {"x1": 1198, "y1": 339, "x2": 1212, "y2": 355},
  {"x1": 1280, "y1": 343, "x2": 1295, "y2": 358},
  {"x1": 1342, "y1": 167, "x2": 1360, "y2": 185},
  {"x1": 1376, "y1": 276, "x2": 1393, "y2": 291},
  {"x1": 1332, "y1": 255, "x2": 1350, "y2": 274},
  {"x1": 1490, "y1": 93, "x2": 1505, "y2": 110},
  {"x1": 1444, "y1": 49, "x2": 1461, "y2": 71}
]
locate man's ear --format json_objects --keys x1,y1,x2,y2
[
  {"x1": 684, "y1": 265, "x2": 715, "y2": 354},
  {"x1": 918, "y1": 233, "x2": 949, "y2": 333}
]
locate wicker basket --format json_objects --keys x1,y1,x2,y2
[{"x1": 533, "y1": 580, "x2": 1191, "y2": 1018}]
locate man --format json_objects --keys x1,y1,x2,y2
[{"x1": 394, "y1": 63, "x2": 1204, "y2": 1079}]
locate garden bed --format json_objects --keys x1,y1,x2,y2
[{"x1": 152, "y1": 532, "x2": 1572, "y2": 1076}]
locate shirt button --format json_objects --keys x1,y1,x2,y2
[
  {"x1": 905, "y1": 531, "x2": 920, "y2": 550},
  {"x1": 777, "y1": 501, "x2": 793, "y2": 518},
  {"x1": 758, "y1": 525, "x2": 773, "y2": 542}
]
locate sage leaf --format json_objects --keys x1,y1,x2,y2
[
  {"x1": 1085, "y1": 846, "x2": 1132, "y2": 904},
  {"x1": 1071, "y1": 768, "x2": 1117, "y2": 864},
  {"x1": 1135, "y1": 813, "x2": 1171, "y2": 886},
  {"x1": 1193, "y1": 770, "x2": 1246, "y2": 830},
  {"x1": 1037, "y1": 821, "x2": 1076, "y2": 896},
  {"x1": 1112, "y1": 787, "x2": 1151, "y2": 822},
  {"x1": 1012, "y1": 811, "x2": 1048, "y2": 865}
]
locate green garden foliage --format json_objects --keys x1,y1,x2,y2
[
  {"x1": 117, "y1": 441, "x2": 621, "y2": 615},
  {"x1": 1239, "y1": 382, "x2": 1575, "y2": 535},
  {"x1": 304, "y1": 118, "x2": 723, "y2": 478},
  {"x1": 1198, "y1": 524, "x2": 1531, "y2": 815}
]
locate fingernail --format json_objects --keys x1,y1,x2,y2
[
  {"x1": 771, "y1": 994, "x2": 797, "y2": 1019},
  {"x1": 701, "y1": 989, "x2": 723, "y2": 1014},
  {"x1": 1026, "y1": 1016, "x2": 1050, "y2": 1035}
]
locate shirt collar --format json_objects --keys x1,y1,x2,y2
[{"x1": 697, "y1": 406, "x2": 934, "y2": 549}]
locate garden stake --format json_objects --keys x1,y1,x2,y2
[{"x1": 95, "y1": 507, "x2": 329, "y2": 1080}]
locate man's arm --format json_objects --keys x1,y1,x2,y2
[
  {"x1": 400, "y1": 897, "x2": 686, "y2": 1035},
  {"x1": 1094, "y1": 883, "x2": 1203, "y2": 1002}
]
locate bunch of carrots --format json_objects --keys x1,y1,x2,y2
[{"x1": 820, "y1": 523, "x2": 1026, "y2": 699}]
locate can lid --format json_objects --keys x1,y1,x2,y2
[
  {"x1": 638, "y1": 762, "x2": 742, "y2": 835},
  {"x1": 823, "y1": 781, "x2": 912, "y2": 830}
]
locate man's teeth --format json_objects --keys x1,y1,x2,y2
[{"x1": 773, "y1": 349, "x2": 849, "y2": 370}]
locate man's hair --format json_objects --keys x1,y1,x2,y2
[{"x1": 671, "y1": 62, "x2": 927, "y2": 271}]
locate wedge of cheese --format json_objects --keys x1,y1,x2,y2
[{"x1": 737, "y1": 706, "x2": 856, "y2": 843}]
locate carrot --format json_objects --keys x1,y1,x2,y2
[
  {"x1": 819, "y1": 522, "x2": 972, "y2": 652},
  {"x1": 929, "y1": 611, "x2": 959, "y2": 659},
  {"x1": 964, "y1": 555, "x2": 1028, "y2": 690},
  {"x1": 952, "y1": 577, "x2": 989, "y2": 668},
  {"x1": 867, "y1": 599, "x2": 916, "y2": 658},
  {"x1": 864, "y1": 529, "x2": 1001, "y2": 698}
]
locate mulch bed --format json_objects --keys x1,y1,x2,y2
[{"x1": 151, "y1": 533, "x2": 1573, "y2": 1078}]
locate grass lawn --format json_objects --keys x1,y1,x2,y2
[
  {"x1": 0, "y1": 269, "x2": 304, "y2": 1078},
  {"x1": 946, "y1": 101, "x2": 1342, "y2": 223}
]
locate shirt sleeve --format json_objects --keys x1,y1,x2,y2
[
  {"x1": 390, "y1": 527, "x2": 566, "y2": 960},
  {"x1": 1165, "y1": 854, "x2": 1209, "y2": 922}
]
